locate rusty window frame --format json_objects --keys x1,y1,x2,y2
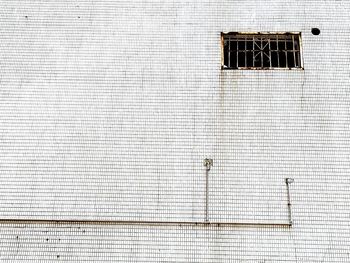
[{"x1": 221, "y1": 32, "x2": 303, "y2": 70}]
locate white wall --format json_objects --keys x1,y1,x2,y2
[{"x1": 0, "y1": 0, "x2": 349, "y2": 261}]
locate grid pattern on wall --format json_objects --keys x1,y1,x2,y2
[{"x1": 0, "y1": 0, "x2": 350, "y2": 262}]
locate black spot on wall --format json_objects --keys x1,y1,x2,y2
[{"x1": 311, "y1": 28, "x2": 320, "y2": 35}]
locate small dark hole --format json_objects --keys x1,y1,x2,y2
[
  {"x1": 46, "y1": 238, "x2": 49, "y2": 241},
  {"x1": 311, "y1": 28, "x2": 320, "y2": 35},
  {"x1": 57, "y1": 255, "x2": 60, "y2": 258}
]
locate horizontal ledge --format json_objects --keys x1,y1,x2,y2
[{"x1": 0, "y1": 218, "x2": 292, "y2": 227}]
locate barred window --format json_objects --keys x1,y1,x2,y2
[{"x1": 222, "y1": 33, "x2": 302, "y2": 69}]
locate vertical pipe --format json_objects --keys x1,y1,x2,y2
[
  {"x1": 285, "y1": 178, "x2": 294, "y2": 226},
  {"x1": 204, "y1": 159, "x2": 213, "y2": 223},
  {"x1": 205, "y1": 168, "x2": 209, "y2": 222}
]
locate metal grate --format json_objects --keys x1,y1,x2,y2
[{"x1": 222, "y1": 33, "x2": 302, "y2": 69}]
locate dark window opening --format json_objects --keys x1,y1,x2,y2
[{"x1": 222, "y1": 33, "x2": 302, "y2": 69}]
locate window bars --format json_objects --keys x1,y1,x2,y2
[{"x1": 222, "y1": 33, "x2": 302, "y2": 69}]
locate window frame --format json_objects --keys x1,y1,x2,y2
[{"x1": 221, "y1": 32, "x2": 304, "y2": 70}]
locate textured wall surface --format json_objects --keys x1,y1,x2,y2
[{"x1": 0, "y1": 0, "x2": 349, "y2": 262}]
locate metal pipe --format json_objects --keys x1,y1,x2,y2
[
  {"x1": 0, "y1": 175, "x2": 294, "y2": 228},
  {"x1": 206, "y1": 167, "x2": 209, "y2": 222},
  {"x1": 285, "y1": 178, "x2": 294, "y2": 226},
  {"x1": 0, "y1": 218, "x2": 292, "y2": 227},
  {"x1": 203, "y1": 158, "x2": 213, "y2": 222}
]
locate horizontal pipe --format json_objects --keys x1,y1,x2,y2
[{"x1": 0, "y1": 218, "x2": 292, "y2": 227}]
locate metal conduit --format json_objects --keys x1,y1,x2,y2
[
  {"x1": 203, "y1": 158, "x2": 213, "y2": 222},
  {"x1": 285, "y1": 178, "x2": 294, "y2": 225},
  {"x1": 0, "y1": 219, "x2": 292, "y2": 227},
  {"x1": 0, "y1": 155, "x2": 294, "y2": 228}
]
